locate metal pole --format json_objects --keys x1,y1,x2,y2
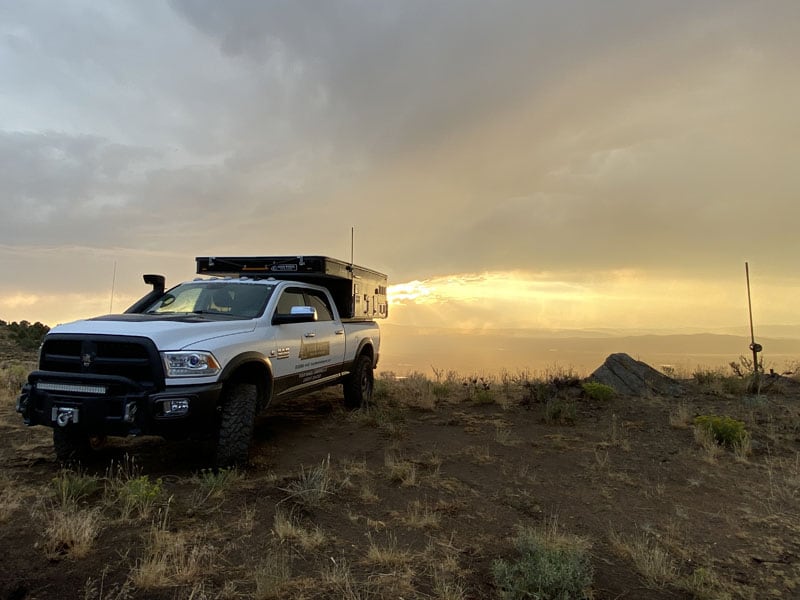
[{"x1": 745, "y1": 262, "x2": 761, "y2": 381}]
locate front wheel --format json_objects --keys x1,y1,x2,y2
[
  {"x1": 343, "y1": 354, "x2": 374, "y2": 409},
  {"x1": 215, "y1": 383, "x2": 257, "y2": 468}
]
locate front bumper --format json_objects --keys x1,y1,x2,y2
[{"x1": 17, "y1": 370, "x2": 222, "y2": 438}]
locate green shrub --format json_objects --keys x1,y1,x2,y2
[
  {"x1": 106, "y1": 474, "x2": 163, "y2": 520},
  {"x1": 492, "y1": 524, "x2": 593, "y2": 600},
  {"x1": 50, "y1": 469, "x2": 101, "y2": 509},
  {"x1": 543, "y1": 398, "x2": 575, "y2": 424},
  {"x1": 194, "y1": 468, "x2": 242, "y2": 500},
  {"x1": 4, "y1": 320, "x2": 50, "y2": 351},
  {"x1": 693, "y1": 415, "x2": 748, "y2": 447},
  {"x1": 581, "y1": 382, "x2": 615, "y2": 401}
]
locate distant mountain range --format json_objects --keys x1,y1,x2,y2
[{"x1": 379, "y1": 324, "x2": 800, "y2": 376}]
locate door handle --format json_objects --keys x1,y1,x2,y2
[
  {"x1": 335, "y1": 329, "x2": 345, "y2": 335},
  {"x1": 304, "y1": 332, "x2": 316, "y2": 338}
]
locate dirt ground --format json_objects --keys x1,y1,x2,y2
[{"x1": 0, "y1": 365, "x2": 799, "y2": 600}]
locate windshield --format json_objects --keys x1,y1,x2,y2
[{"x1": 145, "y1": 281, "x2": 275, "y2": 319}]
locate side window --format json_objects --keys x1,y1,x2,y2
[
  {"x1": 304, "y1": 290, "x2": 334, "y2": 321},
  {"x1": 275, "y1": 289, "x2": 306, "y2": 315}
]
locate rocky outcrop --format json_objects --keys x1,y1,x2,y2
[{"x1": 588, "y1": 353, "x2": 684, "y2": 396}]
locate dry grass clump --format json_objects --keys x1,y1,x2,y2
[
  {"x1": 433, "y1": 570, "x2": 468, "y2": 600},
  {"x1": 385, "y1": 452, "x2": 418, "y2": 487},
  {"x1": 322, "y1": 557, "x2": 367, "y2": 600},
  {"x1": 610, "y1": 529, "x2": 678, "y2": 588},
  {"x1": 280, "y1": 455, "x2": 334, "y2": 508},
  {"x1": 765, "y1": 453, "x2": 800, "y2": 513},
  {"x1": 104, "y1": 456, "x2": 164, "y2": 520},
  {"x1": 693, "y1": 425, "x2": 722, "y2": 463},
  {"x1": 668, "y1": 401, "x2": 693, "y2": 429},
  {"x1": 83, "y1": 568, "x2": 134, "y2": 600},
  {"x1": 358, "y1": 484, "x2": 379, "y2": 504},
  {"x1": 393, "y1": 371, "x2": 437, "y2": 411},
  {"x1": 678, "y1": 566, "x2": 733, "y2": 600},
  {"x1": 399, "y1": 499, "x2": 441, "y2": 529},
  {"x1": 38, "y1": 468, "x2": 104, "y2": 558},
  {"x1": 254, "y1": 547, "x2": 292, "y2": 599},
  {"x1": 272, "y1": 507, "x2": 327, "y2": 550},
  {"x1": 131, "y1": 509, "x2": 211, "y2": 588},
  {"x1": 0, "y1": 473, "x2": 25, "y2": 522},
  {"x1": 350, "y1": 403, "x2": 407, "y2": 439},
  {"x1": 364, "y1": 532, "x2": 414, "y2": 567},
  {"x1": 0, "y1": 363, "x2": 31, "y2": 395},
  {"x1": 42, "y1": 505, "x2": 103, "y2": 559},
  {"x1": 494, "y1": 425, "x2": 522, "y2": 446},
  {"x1": 605, "y1": 413, "x2": 631, "y2": 450}
]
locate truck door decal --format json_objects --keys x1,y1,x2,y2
[{"x1": 299, "y1": 339, "x2": 330, "y2": 360}]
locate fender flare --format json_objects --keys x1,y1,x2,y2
[
  {"x1": 350, "y1": 338, "x2": 377, "y2": 371},
  {"x1": 218, "y1": 352, "x2": 274, "y2": 407}
]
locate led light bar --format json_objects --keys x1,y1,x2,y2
[{"x1": 37, "y1": 382, "x2": 107, "y2": 395}]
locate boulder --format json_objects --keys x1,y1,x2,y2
[{"x1": 588, "y1": 353, "x2": 684, "y2": 396}]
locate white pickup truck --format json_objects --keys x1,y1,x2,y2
[{"x1": 17, "y1": 256, "x2": 387, "y2": 466}]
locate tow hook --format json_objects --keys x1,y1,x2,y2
[
  {"x1": 124, "y1": 401, "x2": 138, "y2": 423},
  {"x1": 52, "y1": 407, "x2": 79, "y2": 427}
]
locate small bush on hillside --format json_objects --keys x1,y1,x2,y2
[
  {"x1": 522, "y1": 370, "x2": 580, "y2": 407},
  {"x1": 492, "y1": 522, "x2": 593, "y2": 600},
  {"x1": 4, "y1": 320, "x2": 50, "y2": 351},
  {"x1": 1, "y1": 364, "x2": 30, "y2": 393},
  {"x1": 581, "y1": 382, "x2": 615, "y2": 401},
  {"x1": 543, "y1": 398, "x2": 575, "y2": 425},
  {"x1": 693, "y1": 415, "x2": 748, "y2": 447},
  {"x1": 692, "y1": 368, "x2": 746, "y2": 396}
]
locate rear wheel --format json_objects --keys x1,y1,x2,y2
[
  {"x1": 343, "y1": 354, "x2": 374, "y2": 409},
  {"x1": 215, "y1": 383, "x2": 257, "y2": 468}
]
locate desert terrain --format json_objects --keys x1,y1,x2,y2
[{"x1": 0, "y1": 344, "x2": 799, "y2": 599}]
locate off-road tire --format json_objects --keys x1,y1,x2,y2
[
  {"x1": 343, "y1": 354, "x2": 374, "y2": 409},
  {"x1": 53, "y1": 427, "x2": 91, "y2": 463},
  {"x1": 215, "y1": 383, "x2": 257, "y2": 468}
]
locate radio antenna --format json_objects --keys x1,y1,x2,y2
[
  {"x1": 109, "y1": 260, "x2": 117, "y2": 313},
  {"x1": 350, "y1": 226, "x2": 355, "y2": 267}
]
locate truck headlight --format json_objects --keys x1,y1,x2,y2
[{"x1": 162, "y1": 351, "x2": 221, "y2": 377}]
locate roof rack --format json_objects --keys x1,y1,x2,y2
[{"x1": 195, "y1": 256, "x2": 388, "y2": 320}]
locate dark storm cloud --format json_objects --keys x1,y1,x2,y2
[
  {"x1": 0, "y1": 131, "x2": 157, "y2": 241},
  {"x1": 170, "y1": 0, "x2": 703, "y2": 159},
  {"x1": 2, "y1": 0, "x2": 799, "y2": 290}
]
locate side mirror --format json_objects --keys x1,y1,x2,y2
[{"x1": 272, "y1": 306, "x2": 318, "y2": 325}]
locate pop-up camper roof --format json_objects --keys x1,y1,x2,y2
[{"x1": 195, "y1": 256, "x2": 388, "y2": 320}]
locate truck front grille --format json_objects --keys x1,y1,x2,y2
[{"x1": 40, "y1": 335, "x2": 164, "y2": 389}]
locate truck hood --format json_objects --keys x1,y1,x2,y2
[{"x1": 50, "y1": 314, "x2": 257, "y2": 350}]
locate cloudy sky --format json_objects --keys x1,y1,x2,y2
[{"x1": 2, "y1": 1, "x2": 799, "y2": 339}]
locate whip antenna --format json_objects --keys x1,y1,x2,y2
[{"x1": 109, "y1": 260, "x2": 117, "y2": 313}]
